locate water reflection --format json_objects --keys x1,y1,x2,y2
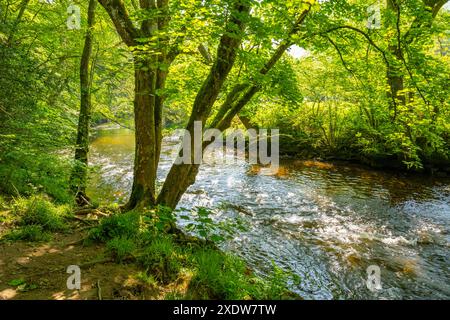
[{"x1": 88, "y1": 127, "x2": 450, "y2": 299}]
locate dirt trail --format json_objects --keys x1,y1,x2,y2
[{"x1": 0, "y1": 229, "x2": 154, "y2": 300}]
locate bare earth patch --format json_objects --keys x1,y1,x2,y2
[{"x1": 0, "y1": 229, "x2": 168, "y2": 300}]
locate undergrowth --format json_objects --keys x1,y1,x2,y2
[
  {"x1": 87, "y1": 207, "x2": 299, "y2": 300},
  {"x1": 0, "y1": 195, "x2": 71, "y2": 242}
]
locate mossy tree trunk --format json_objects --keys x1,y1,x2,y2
[
  {"x1": 70, "y1": 0, "x2": 97, "y2": 205},
  {"x1": 98, "y1": 0, "x2": 313, "y2": 211},
  {"x1": 157, "y1": 6, "x2": 312, "y2": 209}
]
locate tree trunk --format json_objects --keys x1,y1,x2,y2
[
  {"x1": 157, "y1": 1, "x2": 251, "y2": 208},
  {"x1": 7, "y1": 0, "x2": 30, "y2": 45},
  {"x1": 157, "y1": 4, "x2": 312, "y2": 209},
  {"x1": 70, "y1": 0, "x2": 97, "y2": 205},
  {"x1": 154, "y1": 68, "x2": 167, "y2": 170},
  {"x1": 386, "y1": 47, "x2": 405, "y2": 119},
  {"x1": 125, "y1": 57, "x2": 158, "y2": 210},
  {"x1": 385, "y1": 0, "x2": 447, "y2": 120}
]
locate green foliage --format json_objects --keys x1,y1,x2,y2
[
  {"x1": 8, "y1": 278, "x2": 38, "y2": 292},
  {"x1": 137, "y1": 236, "x2": 184, "y2": 284},
  {"x1": 87, "y1": 208, "x2": 295, "y2": 299},
  {"x1": 0, "y1": 150, "x2": 73, "y2": 203},
  {"x1": 4, "y1": 225, "x2": 51, "y2": 242},
  {"x1": 12, "y1": 195, "x2": 70, "y2": 232},
  {"x1": 188, "y1": 249, "x2": 296, "y2": 300},
  {"x1": 189, "y1": 248, "x2": 251, "y2": 299},
  {"x1": 88, "y1": 211, "x2": 142, "y2": 242},
  {"x1": 179, "y1": 207, "x2": 247, "y2": 243},
  {"x1": 0, "y1": 195, "x2": 7, "y2": 210},
  {"x1": 1, "y1": 196, "x2": 67, "y2": 241},
  {"x1": 254, "y1": 46, "x2": 450, "y2": 171},
  {"x1": 264, "y1": 262, "x2": 300, "y2": 300},
  {"x1": 134, "y1": 271, "x2": 158, "y2": 289},
  {"x1": 106, "y1": 236, "x2": 137, "y2": 263}
]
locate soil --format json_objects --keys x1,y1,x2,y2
[{"x1": 0, "y1": 227, "x2": 191, "y2": 300}]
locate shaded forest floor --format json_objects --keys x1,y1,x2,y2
[{"x1": 0, "y1": 226, "x2": 191, "y2": 300}]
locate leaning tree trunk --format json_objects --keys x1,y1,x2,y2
[
  {"x1": 70, "y1": 0, "x2": 97, "y2": 205},
  {"x1": 157, "y1": 4, "x2": 312, "y2": 209},
  {"x1": 157, "y1": 1, "x2": 251, "y2": 209}
]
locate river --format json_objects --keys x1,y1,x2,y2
[{"x1": 87, "y1": 127, "x2": 450, "y2": 300}]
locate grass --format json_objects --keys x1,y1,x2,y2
[
  {"x1": 86, "y1": 207, "x2": 298, "y2": 300},
  {"x1": 5, "y1": 225, "x2": 51, "y2": 242},
  {"x1": 12, "y1": 195, "x2": 70, "y2": 232},
  {"x1": 88, "y1": 210, "x2": 142, "y2": 243},
  {"x1": 0, "y1": 195, "x2": 7, "y2": 210},
  {"x1": 1, "y1": 194, "x2": 71, "y2": 242},
  {"x1": 0, "y1": 196, "x2": 299, "y2": 300},
  {"x1": 106, "y1": 236, "x2": 137, "y2": 262},
  {"x1": 188, "y1": 248, "x2": 252, "y2": 299},
  {"x1": 138, "y1": 236, "x2": 185, "y2": 284}
]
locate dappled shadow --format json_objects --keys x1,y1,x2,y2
[{"x1": 0, "y1": 231, "x2": 145, "y2": 300}]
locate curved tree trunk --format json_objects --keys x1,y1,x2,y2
[
  {"x1": 157, "y1": 5, "x2": 312, "y2": 209},
  {"x1": 157, "y1": 1, "x2": 251, "y2": 208}
]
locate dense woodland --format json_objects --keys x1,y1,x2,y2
[{"x1": 0, "y1": 0, "x2": 449, "y2": 300}]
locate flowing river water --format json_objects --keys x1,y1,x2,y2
[{"x1": 87, "y1": 127, "x2": 450, "y2": 300}]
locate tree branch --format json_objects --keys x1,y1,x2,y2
[{"x1": 97, "y1": 0, "x2": 141, "y2": 46}]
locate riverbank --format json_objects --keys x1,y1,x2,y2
[{"x1": 0, "y1": 195, "x2": 297, "y2": 300}]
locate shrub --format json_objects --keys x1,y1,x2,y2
[{"x1": 0, "y1": 150, "x2": 72, "y2": 204}]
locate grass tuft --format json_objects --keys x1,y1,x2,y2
[{"x1": 12, "y1": 195, "x2": 69, "y2": 232}]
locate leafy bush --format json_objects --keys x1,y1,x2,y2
[{"x1": 0, "y1": 150, "x2": 73, "y2": 203}]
